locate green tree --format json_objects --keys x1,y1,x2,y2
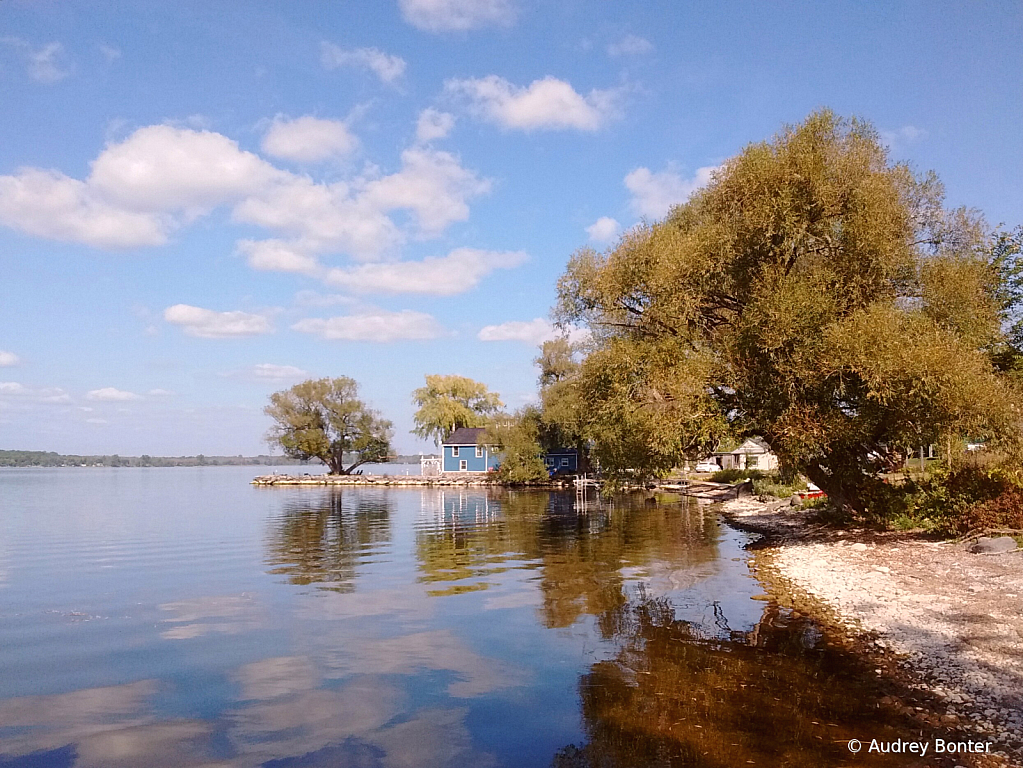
[
  {"x1": 557, "y1": 110, "x2": 1022, "y2": 511},
  {"x1": 411, "y1": 374, "x2": 503, "y2": 445},
  {"x1": 265, "y1": 377, "x2": 393, "y2": 475},
  {"x1": 484, "y1": 407, "x2": 549, "y2": 483}
]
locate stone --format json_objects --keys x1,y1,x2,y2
[
  {"x1": 970, "y1": 536, "x2": 1018, "y2": 554},
  {"x1": 851, "y1": 542, "x2": 868, "y2": 551}
]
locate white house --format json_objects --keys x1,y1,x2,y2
[{"x1": 713, "y1": 438, "x2": 779, "y2": 471}]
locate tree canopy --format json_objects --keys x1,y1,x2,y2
[
  {"x1": 411, "y1": 374, "x2": 503, "y2": 445},
  {"x1": 556, "y1": 110, "x2": 1023, "y2": 511},
  {"x1": 264, "y1": 377, "x2": 393, "y2": 475}
]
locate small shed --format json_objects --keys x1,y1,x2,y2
[
  {"x1": 542, "y1": 448, "x2": 578, "y2": 474},
  {"x1": 442, "y1": 427, "x2": 499, "y2": 473}
]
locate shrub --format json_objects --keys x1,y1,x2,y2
[{"x1": 710, "y1": 468, "x2": 764, "y2": 483}]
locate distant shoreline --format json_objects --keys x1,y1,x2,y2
[{"x1": 0, "y1": 450, "x2": 436, "y2": 469}]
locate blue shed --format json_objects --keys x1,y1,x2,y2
[
  {"x1": 442, "y1": 427, "x2": 499, "y2": 473},
  {"x1": 542, "y1": 448, "x2": 578, "y2": 474}
]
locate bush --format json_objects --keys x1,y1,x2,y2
[{"x1": 710, "y1": 468, "x2": 764, "y2": 483}]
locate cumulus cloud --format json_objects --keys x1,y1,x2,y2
[
  {"x1": 99, "y1": 44, "x2": 121, "y2": 62},
  {"x1": 147, "y1": 388, "x2": 174, "y2": 396},
  {"x1": 248, "y1": 364, "x2": 309, "y2": 380},
  {"x1": 3, "y1": 38, "x2": 72, "y2": 83},
  {"x1": 0, "y1": 351, "x2": 20, "y2": 367},
  {"x1": 320, "y1": 43, "x2": 406, "y2": 84},
  {"x1": 398, "y1": 0, "x2": 516, "y2": 31},
  {"x1": 164, "y1": 304, "x2": 273, "y2": 338},
  {"x1": 607, "y1": 34, "x2": 653, "y2": 57},
  {"x1": 586, "y1": 216, "x2": 620, "y2": 243},
  {"x1": 415, "y1": 108, "x2": 456, "y2": 143},
  {"x1": 881, "y1": 125, "x2": 928, "y2": 149},
  {"x1": 0, "y1": 382, "x2": 71, "y2": 404},
  {"x1": 0, "y1": 169, "x2": 168, "y2": 248},
  {"x1": 90, "y1": 125, "x2": 282, "y2": 213},
  {"x1": 0, "y1": 382, "x2": 29, "y2": 395},
  {"x1": 261, "y1": 116, "x2": 358, "y2": 163},
  {"x1": 326, "y1": 247, "x2": 527, "y2": 295},
  {"x1": 477, "y1": 318, "x2": 590, "y2": 345},
  {"x1": 0, "y1": 124, "x2": 488, "y2": 264},
  {"x1": 86, "y1": 387, "x2": 142, "y2": 402},
  {"x1": 292, "y1": 310, "x2": 443, "y2": 342},
  {"x1": 234, "y1": 147, "x2": 489, "y2": 261},
  {"x1": 237, "y1": 239, "x2": 320, "y2": 275},
  {"x1": 446, "y1": 75, "x2": 618, "y2": 131},
  {"x1": 625, "y1": 165, "x2": 718, "y2": 219}
]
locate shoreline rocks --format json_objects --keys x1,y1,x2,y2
[{"x1": 721, "y1": 497, "x2": 1023, "y2": 767}]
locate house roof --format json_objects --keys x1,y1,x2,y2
[
  {"x1": 714, "y1": 437, "x2": 772, "y2": 455},
  {"x1": 443, "y1": 427, "x2": 488, "y2": 445}
]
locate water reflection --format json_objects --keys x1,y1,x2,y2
[
  {"x1": 264, "y1": 491, "x2": 391, "y2": 591},
  {"x1": 553, "y1": 599, "x2": 932, "y2": 768},
  {"x1": 414, "y1": 490, "x2": 721, "y2": 631},
  {"x1": 0, "y1": 476, "x2": 959, "y2": 767}
]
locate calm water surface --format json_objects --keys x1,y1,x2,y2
[{"x1": 1, "y1": 467, "x2": 929, "y2": 767}]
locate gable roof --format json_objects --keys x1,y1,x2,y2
[{"x1": 443, "y1": 427, "x2": 488, "y2": 445}]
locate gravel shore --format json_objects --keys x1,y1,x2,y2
[{"x1": 721, "y1": 497, "x2": 1023, "y2": 767}]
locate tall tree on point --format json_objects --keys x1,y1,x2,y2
[{"x1": 411, "y1": 374, "x2": 503, "y2": 445}]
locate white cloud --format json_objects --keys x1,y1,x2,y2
[
  {"x1": 86, "y1": 418, "x2": 108, "y2": 425},
  {"x1": 90, "y1": 125, "x2": 282, "y2": 213},
  {"x1": 0, "y1": 382, "x2": 70, "y2": 403},
  {"x1": 249, "y1": 364, "x2": 309, "y2": 380},
  {"x1": 607, "y1": 34, "x2": 653, "y2": 57},
  {"x1": 0, "y1": 124, "x2": 487, "y2": 263},
  {"x1": 0, "y1": 169, "x2": 168, "y2": 248},
  {"x1": 293, "y1": 310, "x2": 443, "y2": 342},
  {"x1": 477, "y1": 318, "x2": 554, "y2": 344},
  {"x1": 237, "y1": 239, "x2": 320, "y2": 275},
  {"x1": 164, "y1": 304, "x2": 273, "y2": 338},
  {"x1": 99, "y1": 44, "x2": 121, "y2": 62},
  {"x1": 0, "y1": 351, "x2": 20, "y2": 367},
  {"x1": 86, "y1": 387, "x2": 142, "y2": 402},
  {"x1": 415, "y1": 108, "x2": 456, "y2": 143},
  {"x1": 37, "y1": 387, "x2": 71, "y2": 403},
  {"x1": 398, "y1": 0, "x2": 516, "y2": 31},
  {"x1": 586, "y1": 216, "x2": 620, "y2": 243},
  {"x1": 261, "y1": 115, "x2": 358, "y2": 163},
  {"x1": 624, "y1": 165, "x2": 718, "y2": 219},
  {"x1": 478, "y1": 318, "x2": 590, "y2": 345},
  {"x1": 3, "y1": 38, "x2": 72, "y2": 83},
  {"x1": 446, "y1": 75, "x2": 618, "y2": 131},
  {"x1": 0, "y1": 382, "x2": 29, "y2": 395},
  {"x1": 881, "y1": 125, "x2": 928, "y2": 148},
  {"x1": 326, "y1": 247, "x2": 527, "y2": 295},
  {"x1": 148, "y1": 388, "x2": 174, "y2": 396},
  {"x1": 234, "y1": 147, "x2": 488, "y2": 261},
  {"x1": 320, "y1": 43, "x2": 406, "y2": 84},
  {"x1": 361, "y1": 147, "x2": 491, "y2": 237}
]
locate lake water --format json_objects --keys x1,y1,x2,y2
[{"x1": 0, "y1": 467, "x2": 932, "y2": 767}]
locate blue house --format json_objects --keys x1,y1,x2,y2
[
  {"x1": 542, "y1": 448, "x2": 578, "y2": 475},
  {"x1": 442, "y1": 427, "x2": 499, "y2": 473}
]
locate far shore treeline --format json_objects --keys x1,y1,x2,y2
[
  {"x1": 264, "y1": 111, "x2": 1023, "y2": 536},
  {"x1": 0, "y1": 450, "x2": 433, "y2": 468}
]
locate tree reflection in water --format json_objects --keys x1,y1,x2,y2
[
  {"x1": 265, "y1": 490, "x2": 392, "y2": 591},
  {"x1": 415, "y1": 490, "x2": 720, "y2": 627},
  {"x1": 553, "y1": 598, "x2": 931, "y2": 768}
]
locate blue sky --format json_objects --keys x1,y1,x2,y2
[{"x1": 1, "y1": 0, "x2": 1021, "y2": 456}]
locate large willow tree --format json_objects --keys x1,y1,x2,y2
[{"x1": 557, "y1": 110, "x2": 1022, "y2": 512}]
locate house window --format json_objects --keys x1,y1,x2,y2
[
  {"x1": 452, "y1": 446, "x2": 459, "y2": 457},
  {"x1": 476, "y1": 446, "x2": 484, "y2": 458},
  {"x1": 459, "y1": 460, "x2": 467, "y2": 471},
  {"x1": 561, "y1": 458, "x2": 570, "y2": 467}
]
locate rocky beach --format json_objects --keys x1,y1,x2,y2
[{"x1": 721, "y1": 497, "x2": 1023, "y2": 766}]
